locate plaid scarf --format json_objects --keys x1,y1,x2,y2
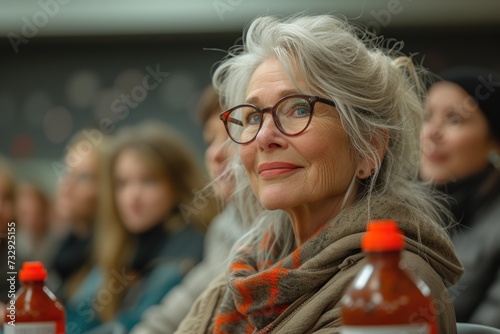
[
  {"x1": 212, "y1": 223, "x2": 341, "y2": 334},
  {"x1": 211, "y1": 195, "x2": 462, "y2": 334}
]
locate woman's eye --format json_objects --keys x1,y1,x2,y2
[
  {"x1": 446, "y1": 113, "x2": 463, "y2": 125},
  {"x1": 246, "y1": 112, "x2": 261, "y2": 125},
  {"x1": 286, "y1": 105, "x2": 310, "y2": 118},
  {"x1": 294, "y1": 107, "x2": 310, "y2": 117}
]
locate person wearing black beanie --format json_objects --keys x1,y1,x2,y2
[{"x1": 421, "y1": 66, "x2": 500, "y2": 328}]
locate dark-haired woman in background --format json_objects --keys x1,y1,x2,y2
[{"x1": 421, "y1": 67, "x2": 500, "y2": 328}]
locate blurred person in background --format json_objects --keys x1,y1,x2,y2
[
  {"x1": 15, "y1": 182, "x2": 59, "y2": 267},
  {"x1": 421, "y1": 67, "x2": 500, "y2": 328},
  {"x1": 131, "y1": 86, "x2": 254, "y2": 333},
  {"x1": 50, "y1": 129, "x2": 103, "y2": 297},
  {"x1": 0, "y1": 156, "x2": 16, "y2": 316},
  {"x1": 50, "y1": 174, "x2": 77, "y2": 239},
  {"x1": 65, "y1": 121, "x2": 217, "y2": 332},
  {"x1": 0, "y1": 157, "x2": 16, "y2": 232}
]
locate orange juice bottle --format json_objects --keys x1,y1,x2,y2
[
  {"x1": 3, "y1": 262, "x2": 65, "y2": 333},
  {"x1": 341, "y1": 220, "x2": 438, "y2": 333}
]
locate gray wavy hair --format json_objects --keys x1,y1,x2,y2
[{"x1": 213, "y1": 14, "x2": 448, "y2": 264}]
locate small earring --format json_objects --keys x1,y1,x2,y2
[
  {"x1": 489, "y1": 151, "x2": 500, "y2": 170},
  {"x1": 358, "y1": 170, "x2": 364, "y2": 176}
]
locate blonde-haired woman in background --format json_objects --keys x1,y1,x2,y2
[{"x1": 64, "y1": 121, "x2": 217, "y2": 332}]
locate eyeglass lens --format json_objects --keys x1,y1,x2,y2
[{"x1": 226, "y1": 96, "x2": 313, "y2": 143}]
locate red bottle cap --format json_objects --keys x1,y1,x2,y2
[
  {"x1": 19, "y1": 261, "x2": 47, "y2": 282},
  {"x1": 362, "y1": 220, "x2": 404, "y2": 252}
]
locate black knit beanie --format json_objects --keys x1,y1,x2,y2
[{"x1": 439, "y1": 66, "x2": 500, "y2": 141}]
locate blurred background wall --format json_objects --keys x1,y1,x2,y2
[{"x1": 1, "y1": 0, "x2": 500, "y2": 194}]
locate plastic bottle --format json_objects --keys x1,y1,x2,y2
[
  {"x1": 340, "y1": 220, "x2": 438, "y2": 334},
  {"x1": 3, "y1": 261, "x2": 65, "y2": 334}
]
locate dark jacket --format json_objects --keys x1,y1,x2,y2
[
  {"x1": 444, "y1": 166, "x2": 500, "y2": 328},
  {"x1": 51, "y1": 229, "x2": 93, "y2": 297}
]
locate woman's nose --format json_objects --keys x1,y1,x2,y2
[
  {"x1": 422, "y1": 114, "x2": 443, "y2": 141},
  {"x1": 428, "y1": 122, "x2": 444, "y2": 142},
  {"x1": 422, "y1": 120, "x2": 444, "y2": 158},
  {"x1": 255, "y1": 114, "x2": 286, "y2": 150}
]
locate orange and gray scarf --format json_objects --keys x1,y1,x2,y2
[
  {"x1": 210, "y1": 196, "x2": 463, "y2": 334},
  {"x1": 212, "y1": 225, "x2": 338, "y2": 334}
]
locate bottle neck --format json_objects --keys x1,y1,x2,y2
[
  {"x1": 365, "y1": 250, "x2": 402, "y2": 266},
  {"x1": 21, "y1": 280, "x2": 46, "y2": 289}
]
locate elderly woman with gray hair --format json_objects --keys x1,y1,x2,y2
[{"x1": 176, "y1": 14, "x2": 463, "y2": 334}]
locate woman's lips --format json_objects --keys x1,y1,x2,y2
[
  {"x1": 425, "y1": 152, "x2": 448, "y2": 163},
  {"x1": 258, "y1": 162, "x2": 302, "y2": 178}
]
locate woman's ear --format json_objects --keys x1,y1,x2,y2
[{"x1": 356, "y1": 129, "x2": 390, "y2": 180}]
